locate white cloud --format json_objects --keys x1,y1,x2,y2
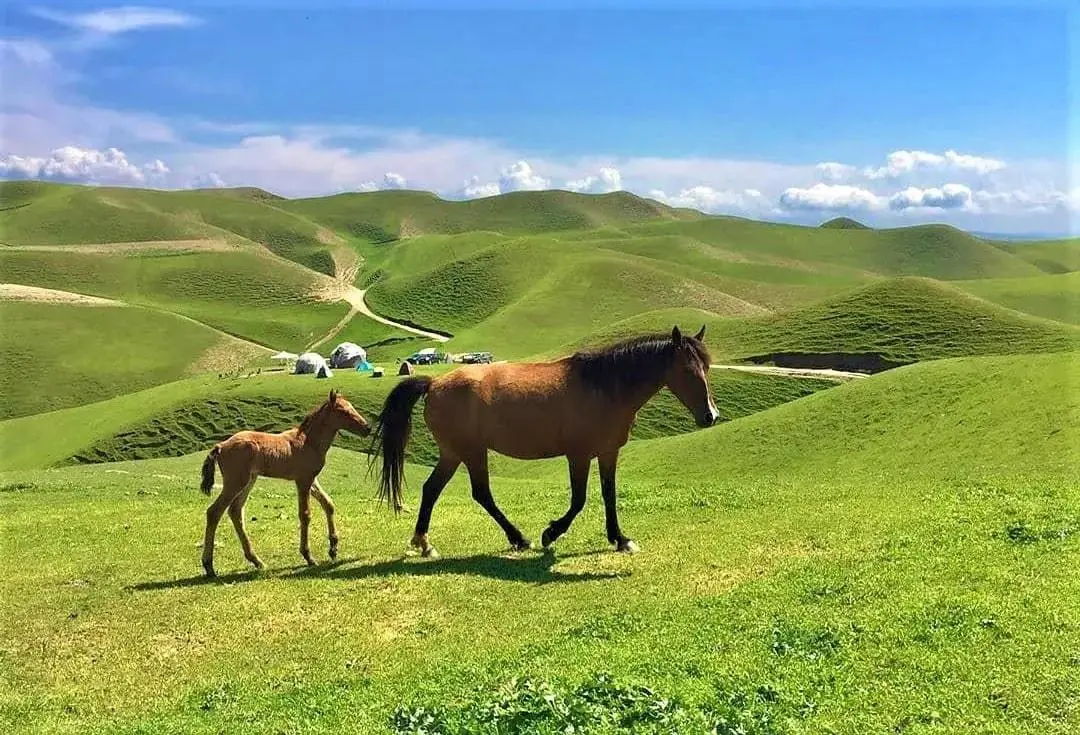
[
  {"x1": 778, "y1": 183, "x2": 885, "y2": 212},
  {"x1": 0, "y1": 145, "x2": 169, "y2": 185},
  {"x1": 188, "y1": 171, "x2": 226, "y2": 189},
  {"x1": 498, "y1": 160, "x2": 549, "y2": 192},
  {"x1": 816, "y1": 162, "x2": 856, "y2": 182},
  {"x1": 358, "y1": 172, "x2": 408, "y2": 191},
  {"x1": 864, "y1": 149, "x2": 1005, "y2": 179},
  {"x1": 889, "y1": 184, "x2": 974, "y2": 211},
  {"x1": 565, "y1": 166, "x2": 622, "y2": 194},
  {"x1": 0, "y1": 39, "x2": 53, "y2": 66},
  {"x1": 649, "y1": 186, "x2": 765, "y2": 213},
  {"x1": 32, "y1": 6, "x2": 200, "y2": 35},
  {"x1": 460, "y1": 176, "x2": 501, "y2": 199}
]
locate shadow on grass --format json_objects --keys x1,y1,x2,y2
[{"x1": 129, "y1": 549, "x2": 622, "y2": 592}]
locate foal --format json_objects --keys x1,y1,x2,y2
[{"x1": 198, "y1": 389, "x2": 371, "y2": 577}]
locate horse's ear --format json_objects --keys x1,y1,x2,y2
[
  {"x1": 671, "y1": 325, "x2": 683, "y2": 345},
  {"x1": 328, "y1": 388, "x2": 338, "y2": 402},
  {"x1": 694, "y1": 324, "x2": 706, "y2": 341}
]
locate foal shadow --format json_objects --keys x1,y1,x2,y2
[{"x1": 129, "y1": 549, "x2": 622, "y2": 592}]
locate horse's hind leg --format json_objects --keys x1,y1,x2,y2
[
  {"x1": 228, "y1": 477, "x2": 264, "y2": 570},
  {"x1": 310, "y1": 478, "x2": 339, "y2": 560},
  {"x1": 202, "y1": 472, "x2": 246, "y2": 577},
  {"x1": 296, "y1": 479, "x2": 316, "y2": 566},
  {"x1": 465, "y1": 453, "x2": 531, "y2": 551},
  {"x1": 541, "y1": 455, "x2": 590, "y2": 549},
  {"x1": 410, "y1": 456, "x2": 460, "y2": 558}
]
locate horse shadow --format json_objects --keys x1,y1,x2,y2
[{"x1": 129, "y1": 549, "x2": 622, "y2": 592}]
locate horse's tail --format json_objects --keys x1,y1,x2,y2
[
  {"x1": 199, "y1": 445, "x2": 221, "y2": 495},
  {"x1": 367, "y1": 375, "x2": 433, "y2": 513}
]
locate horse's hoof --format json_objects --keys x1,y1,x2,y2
[
  {"x1": 252, "y1": 559, "x2": 266, "y2": 570},
  {"x1": 511, "y1": 538, "x2": 533, "y2": 552},
  {"x1": 421, "y1": 546, "x2": 440, "y2": 559},
  {"x1": 541, "y1": 528, "x2": 556, "y2": 548},
  {"x1": 328, "y1": 547, "x2": 338, "y2": 561},
  {"x1": 617, "y1": 540, "x2": 640, "y2": 554},
  {"x1": 203, "y1": 564, "x2": 216, "y2": 578}
]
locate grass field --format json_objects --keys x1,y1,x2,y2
[
  {"x1": 1, "y1": 352, "x2": 1076, "y2": 734},
  {"x1": 0, "y1": 302, "x2": 265, "y2": 420},
  {"x1": 3, "y1": 180, "x2": 1079, "y2": 734}
]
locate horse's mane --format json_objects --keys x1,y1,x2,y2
[{"x1": 567, "y1": 332, "x2": 710, "y2": 396}]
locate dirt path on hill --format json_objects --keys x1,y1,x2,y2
[
  {"x1": 710, "y1": 364, "x2": 868, "y2": 381},
  {"x1": 0, "y1": 283, "x2": 123, "y2": 305}
]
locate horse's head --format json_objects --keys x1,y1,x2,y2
[
  {"x1": 664, "y1": 325, "x2": 719, "y2": 428},
  {"x1": 326, "y1": 389, "x2": 372, "y2": 437}
]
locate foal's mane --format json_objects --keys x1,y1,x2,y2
[
  {"x1": 567, "y1": 332, "x2": 709, "y2": 396},
  {"x1": 297, "y1": 396, "x2": 333, "y2": 434}
]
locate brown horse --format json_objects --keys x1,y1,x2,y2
[
  {"x1": 368, "y1": 325, "x2": 717, "y2": 558},
  {"x1": 198, "y1": 389, "x2": 371, "y2": 577}
]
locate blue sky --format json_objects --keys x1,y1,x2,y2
[{"x1": 1, "y1": 1, "x2": 1076, "y2": 233}]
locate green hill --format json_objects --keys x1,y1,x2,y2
[
  {"x1": 0, "y1": 181, "x2": 340, "y2": 275},
  {"x1": 992, "y1": 237, "x2": 1080, "y2": 274},
  {"x1": 0, "y1": 301, "x2": 265, "y2": 420},
  {"x1": 0, "y1": 249, "x2": 348, "y2": 349},
  {"x1": 554, "y1": 277, "x2": 1080, "y2": 366},
  {"x1": 954, "y1": 272, "x2": 1080, "y2": 326},
  {"x1": 819, "y1": 216, "x2": 870, "y2": 229},
  {"x1": 279, "y1": 189, "x2": 701, "y2": 244}
]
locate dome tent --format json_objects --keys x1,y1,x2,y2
[
  {"x1": 329, "y1": 342, "x2": 367, "y2": 369},
  {"x1": 294, "y1": 352, "x2": 332, "y2": 376}
]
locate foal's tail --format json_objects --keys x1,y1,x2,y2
[
  {"x1": 199, "y1": 445, "x2": 221, "y2": 495},
  {"x1": 367, "y1": 375, "x2": 433, "y2": 513}
]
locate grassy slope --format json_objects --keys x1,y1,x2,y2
[
  {"x1": 0, "y1": 302, "x2": 264, "y2": 420},
  {"x1": 280, "y1": 189, "x2": 700, "y2": 242},
  {"x1": 954, "y1": 272, "x2": 1080, "y2": 325},
  {"x1": 1, "y1": 352, "x2": 1076, "y2": 733},
  {"x1": 993, "y1": 238, "x2": 1080, "y2": 274},
  {"x1": 0, "y1": 249, "x2": 347, "y2": 350},
  {"x1": 550, "y1": 277, "x2": 1080, "y2": 364},
  {"x1": 0, "y1": 182, "x2": 338, "y2": 275},
  {"x1": 0, "y1": 368, "x2": 834, "y2": 472}
]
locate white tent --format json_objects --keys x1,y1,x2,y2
[
  {"x1": 329, "y1": 342, "x2": 367, "y2": 369},
  {"x1": 294, "y1": 352, "x2": 331, "y2": 376}
]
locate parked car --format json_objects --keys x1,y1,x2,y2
[
  {"x1": 460, "y1": 351, "x2": 494, "y2": 364},
  {"x1": 405, "y1": 349, "x2": 442, "y2": 365}
]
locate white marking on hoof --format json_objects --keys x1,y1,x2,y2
[
  {"x1": 422, "y1": 546, "x2": 440, "y2": 559},
  {"x1": 618, "y1": 540, "x2": 640, "y2": 554}
]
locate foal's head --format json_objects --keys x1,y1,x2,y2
[
  {"x1": 664, "y1": 325, "x2": 719, "y2": 428},
  {"x1": 322, "y1": 388, "x2": 372, "y2": 437}
]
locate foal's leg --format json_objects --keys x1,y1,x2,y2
[
  {"x1": 599, "y1": 451, "x2": 637, "y2": 553},
  {"x1": 410, "y1": 456, "x2": 460, "y2": 558},
  {"x1": 309, "y1": 479, "x2": 339, "y2": 560},
  {"x1": 465, "y1": 453, "x2": 531, "y2": 551},
  {"x1": 541, "y1": 455, "x2": 590, "y2": 549},
  {"x1": 202, "y1": 473, "x2": 246, "y2": 577},
  {"x1": 295, "y1": 479, "x2": 316, "y2": 566},
  {"x1": 227, "y1": 477, "x2": 264, "y2": 570}
]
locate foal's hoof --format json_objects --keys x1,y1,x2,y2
[
  {"x1": 202, "y1": 563, "x2": 216, "y2": 578},
  {"x1": 616, "y1": 539, "x2": 640, "y2": 554},
  {"x1": 329, "y1": 546, "x2": 338, "y2": 561},
  {"x1": 421, "y1": 545, "x2": 440, "y2": 559},
  {"x1": 510, "y1": 538, "x2": 534, "y2": 552}
]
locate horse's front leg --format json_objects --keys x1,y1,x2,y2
[
  {"x1": 295, "y1": 479, "x2": 316, "y2": 566},
  {"x1": 599, "y1": 451, "x2": 637, "y2": 553},
  {"x1": 541, "y1": 455, "x2": 590, "y2": 549}
]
